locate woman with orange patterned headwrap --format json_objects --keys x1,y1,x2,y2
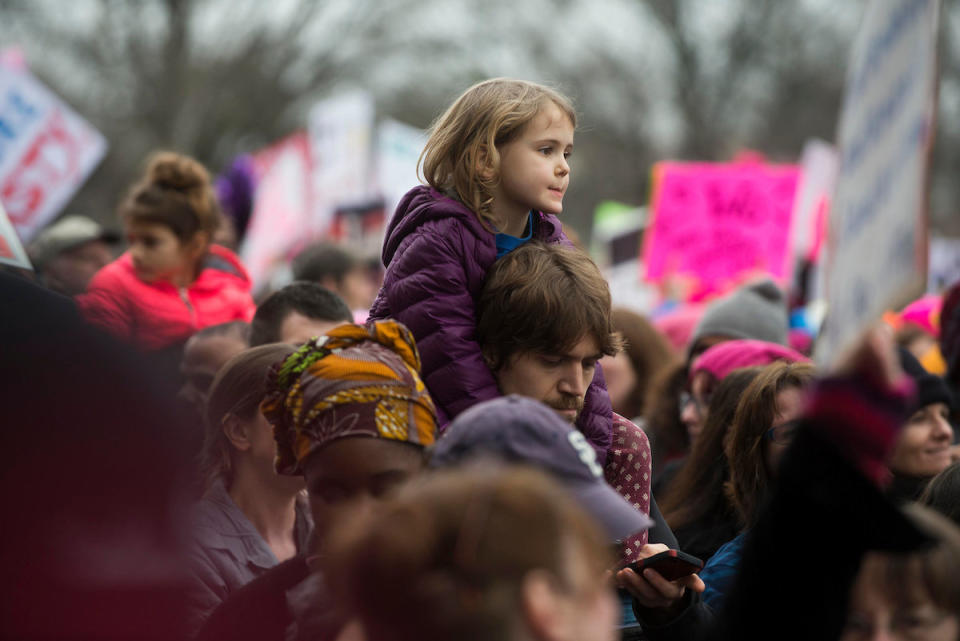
[
  {"x1": 262, "y1": 320, "x2": 438, "y2": 551},
  {"x1": 198, "y1": 320, "x2": 438, "y2": 641}
]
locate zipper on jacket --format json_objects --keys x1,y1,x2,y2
[{"x1": 179, "y1": 287, "x2": 197, "y2": 327}]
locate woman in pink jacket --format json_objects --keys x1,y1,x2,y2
[{"x1": 78, "y1": 152, "x2": 255, "y2": 351}]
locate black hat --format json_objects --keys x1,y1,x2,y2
[{"x1": 898, "y1": 347, "x2": 954, "y2": 414}]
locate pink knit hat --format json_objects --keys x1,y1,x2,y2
[
  {"x1": 901, "y1": 294, "x2": 941, "y2": 338},
  {"x1": 691, "y1": 339, "x2": 811, "y2": 383}
]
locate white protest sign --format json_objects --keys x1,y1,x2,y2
[
  {"x1": 816, "y1": 0, "x2": 940, "y2": 365},
  {"x1": 0, "y1": 59, "x2": 107, "y2": 243},
  {"x1": 0, "y1": 198, "x2": 31, "y2": 270},
  {"x1": 376, "y1": 118, "x2": 426, "y2": 222},
  {"x1": 309, "y1": 92, "x2": 375, "y2": 235}
]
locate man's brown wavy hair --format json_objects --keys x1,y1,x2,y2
[{"x1": 477, "y1": 242, "x2": 621, "y2": 371}]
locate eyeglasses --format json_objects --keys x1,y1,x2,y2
[
  {"x1": 765, "y1": 419, "x2": 801, "y2": 444},
  {"x1": 679, "y1": 392, "x2": 711, "y2": 417}
]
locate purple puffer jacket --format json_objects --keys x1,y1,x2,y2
[{"x1": 369, "y1": 185, "x2": 613, "y2": 462}]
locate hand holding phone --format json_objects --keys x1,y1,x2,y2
[{"x1": 627, "y1": 549, "x2": 703, "y2": 582}]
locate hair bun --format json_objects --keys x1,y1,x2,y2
[{"x1": 145, "y1": 151, "x2": 210, "y2": 193}]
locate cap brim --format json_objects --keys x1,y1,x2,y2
[{"x1": 566, "y1": 477, "x2": 653, "y2": 543}]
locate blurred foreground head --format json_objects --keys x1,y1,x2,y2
[
  {"x1": 326, "y1": 466, "x2": 618, "y2": 641},
  {"x1": 0, "y1": 272, "x2": 193, "y2": 640},
  {"x1": 841, "y1": 504, "x2": 960, "y2": 641}
]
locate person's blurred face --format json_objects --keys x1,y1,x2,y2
[
  {"x1": 126, "y1": 221, "x2": 201, "y2": 285},
  {"x1": 599, "y1": 351, "x2": 637, "y2": 418},
  {"x1": 681, "y1": 371, "x2": 715, "y2": 443},
  {"x1": 44, "y1": 240, "x2": 112, "y2": 296},
  {"x1": 303, "y1": 437, "x2": 425, "y2": 548},
  {"x1": 278, "y1": 311, "x2": 343, "y2": 345},
  {"x1": 179, "y1": 334, "x2": 248, "y2": 413},
  {"x1": 841, "y1": 553, "x2": 959, "y2": 641},
  {"x1": 339, "y1": 266, "x2": 378, "y2": 311},
  {"x1": 763, "y1": 385, "x2": 805, "y2": 476},
  {"x1": 239, "y1": 410, "x2": 305, "y2": 493},
  {"x1": 889, "y1": 403, "x2": 954, "y2": 478},
  {"x1": 495, "y1": 334, "x2": 602, "y2": 424}
]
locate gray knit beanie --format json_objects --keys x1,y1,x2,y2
[{"x1": 690, "y1": 280, "x2": 788, "y2": 352}]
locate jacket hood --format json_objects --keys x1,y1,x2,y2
[
  {"x1": 381, "y1": 186, "x2": 488, "y2": 267},
  {"x1": 199, "y1": 244, "x2": 252, "y2": 288},
  {"x1": 381, "y1": 185, "x2": 564, "y2": 267}
]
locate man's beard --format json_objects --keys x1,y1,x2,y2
[{"x1": 546, "y1": 396, "x2": 584, "y2": 424}]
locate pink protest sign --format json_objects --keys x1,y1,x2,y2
[{"x1": 642, "y1": 161, "x2": 800, "y2": 301}]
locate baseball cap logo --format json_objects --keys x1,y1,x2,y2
[{"x1": 567, "y1": 431, "x2": 603, "y2": 478}]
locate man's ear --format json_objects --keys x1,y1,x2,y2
[
  {"x1": 520, "y1": 571, "x2": 564, "y2": 641},
  {"x1": 481, "y1": 347, "x2": 499, "y2": 372},
  {"x1": 222, "y1": 414, "x2": 252, "y2": 452}
]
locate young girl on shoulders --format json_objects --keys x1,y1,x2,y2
[
  {"x1": 78, "y1": 152, "x2": 255, "y2": 351},
  {"x1": 368, "y1": 78, "x2": 612, "y2": 451}
]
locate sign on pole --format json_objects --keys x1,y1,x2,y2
[
  {"x1": 0, "y1": 56, "x2": 107, "y2": 243},
  {"x1": 0, "y1": 199, "x2": 32, "y2": 270},
  {"x1": 816, "y1": 0, "x2": 940, "y2": 365}
]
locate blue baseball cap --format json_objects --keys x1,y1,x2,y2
[{"x1": 430, "y1": 395, "x2": 652, "y2": 542}]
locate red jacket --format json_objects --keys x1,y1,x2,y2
[{"x1": 77, "y1": 245, "x2": 256, "y2": 351}]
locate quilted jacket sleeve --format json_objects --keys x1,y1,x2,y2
[
  {"x1": 379, "y1": 227, "x2": 499, "y2": 425},
  {"x1": 578, "y1": 365, "x2": 613, "y2": 462},
  {"x1": 75, "y1": 268, "x2": 135, "y2": 342}
]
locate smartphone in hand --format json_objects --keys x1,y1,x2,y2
[{"x1": 627, "y1": 549, "x2": 703, "y2": 582}]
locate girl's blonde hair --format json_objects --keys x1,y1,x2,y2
[{"x1": 419, "y1": 78, "x2": 576, "y2": 230}]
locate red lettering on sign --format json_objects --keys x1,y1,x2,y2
[
  {"x1": 2, "y1": 109, "x2": 85, "y2": 225},
  {"x1": 0, "y1": 233, "x2": 13, "y2": 259}
]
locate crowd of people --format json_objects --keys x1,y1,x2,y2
[{"x1": 3, "y1": 77, "x2": 960, "y2": 641}]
